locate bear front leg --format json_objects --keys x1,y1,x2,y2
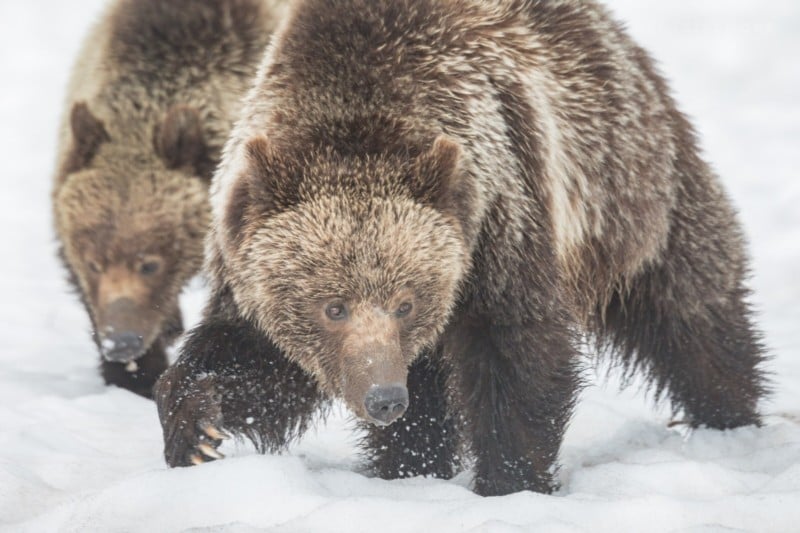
[
  {"x1": 155, "y1": 314, "x2": 326, "y2": 467},
  {"x1": 360, "y1": 348, "x2": 459, "y2": 480},
  {"x1": 443, "y1": 312, "x2": 581, "y2": 496}
]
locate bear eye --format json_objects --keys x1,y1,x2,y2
[
  {"x1": 325, "y1": 302, "x2": 348, "y2": 321},
  {"x1": 139, "y1": 260, "x2": 162, "y2": 276},
  {"x1": 395, "y1": 302, "x2": 413, "y2": 318}
]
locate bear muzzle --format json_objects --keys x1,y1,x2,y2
[
  {"x1": 96, "y1": 297, "x2": 152, "y2": 363},
  {"x1": 100, "y1": 330, "x2": 145, "y2": 363},
  {"x1": 340, "y1": 347, "x2": 409, "y2": 426},
  {"x1": 363, "y1": 383, "x2": 409, "y2": 426}
]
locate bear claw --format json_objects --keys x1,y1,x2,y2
[
  {"x1": 197, "y1": 443, "x2": 224, "y2": 459},
  {"x1": 203, "y1": 425, "x2": 230, "y2": 440},
  {"x1": 189, "y1": 454, "x2": 205, "y2": 466}
]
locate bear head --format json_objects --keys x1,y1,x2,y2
[
  {"x1": 55, "y1": 102, "x2": 211, "y2": 363},
  {"x1": 221, "y1": 135, "x2": 474, "y2": 425}
]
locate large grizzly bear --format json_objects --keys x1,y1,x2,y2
[
  {"x1": 155, "y1": 0, "x2": 767, "y2": 495},
  {"x1": 53, "y1": 0, "x2": 287, "y2": 397}
]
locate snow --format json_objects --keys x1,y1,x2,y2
[{"x1": 1, "y1": 1, "x2": 798, "y2": 531}]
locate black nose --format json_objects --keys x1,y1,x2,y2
[
  {"x1": 364, "y1": 384, "x2": 409, "y2": 426},
  {"x1": 100, "y1": 331, "x2": 144, "y2": 362}
]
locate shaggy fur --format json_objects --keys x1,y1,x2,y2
[
  {"x1": 156, "y1": 0, "x2": 767, "y2": 495},
  {"x1": 53, "y1": 0, "x2": 286, "y2": 396}
]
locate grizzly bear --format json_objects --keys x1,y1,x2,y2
[
  {"x1": 155, "y1": 0, "x2": 768, "y2": 495},
  {"x1": 53, "y1": 0, "x2": 287, "y2": 397}
]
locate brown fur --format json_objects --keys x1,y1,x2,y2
[
  {"x1": 156, "y1": 0, "x2": 767, "y2": 495},
  {"x1": 53, "y1": 0, "x2": 287, "y2": 396}
]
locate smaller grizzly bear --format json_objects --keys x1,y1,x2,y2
[
  {"x1": 53, "y1": 0, "x2": 286, "y2": 397},
  {"x1": 156, "y1": 0, "x2": 767, "y2": 496}
]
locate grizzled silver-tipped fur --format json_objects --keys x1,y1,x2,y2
[
  {"x1": 53, "y1": 0, "x2": 288, "y2": 397},
  {"x1": 156, "y1": 0, "x2": 768, "y2": 495}
]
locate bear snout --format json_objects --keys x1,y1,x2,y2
[
  {"x1": 97, "y1": 297, "x2": 152, "y2": 362},
  {"x1": 338, "y1": 346, "x2": 408, "y2": 425},
  {"x1": 100, "y1": 331, "x2": 145, "y2": 363},
  {"x1": 363, "y1": 383, "x2": 408, "y2": 426}
]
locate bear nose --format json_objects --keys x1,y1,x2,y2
[
  {"x1": 100, "y1": 331, "x2": 144, "y2": 362},
  {"x1": 364, "y1": 384, "x2": 409, "y2": 426}
]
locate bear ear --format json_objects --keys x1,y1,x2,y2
[
  {"x1": 241, "y1": 134, "x2": 300, "y2": 213},
  {"x1": 222, "y1": 135, "x2": 288, "y2": 246},
  {"x1": 244, "y1": 135, "x2": 280, "y2": 182},
  {"x1": 154, "y1": 105, "x2": 213, "y2": 180},
  {"x1": 413, "y1": 135, "x2": 464, "y2": 211},
  {"x1": 63, "y1": 102, "x2": 110, "y2": 176}
]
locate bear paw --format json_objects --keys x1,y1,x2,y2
[{"x1": 157, "y1": 373, "x2": 231, "y2": 467}]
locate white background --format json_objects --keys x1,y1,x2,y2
[{"x1": 0, "y1": 1, "x2": 798, "y2": 531}]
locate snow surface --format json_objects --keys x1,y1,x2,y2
[{"x1": 1, "y1": 1, "x2": 799, "y2": 531}]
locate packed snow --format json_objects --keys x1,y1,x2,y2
[{"x1": 1, "y1": 1, "x2": 798, "y2": 531}]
